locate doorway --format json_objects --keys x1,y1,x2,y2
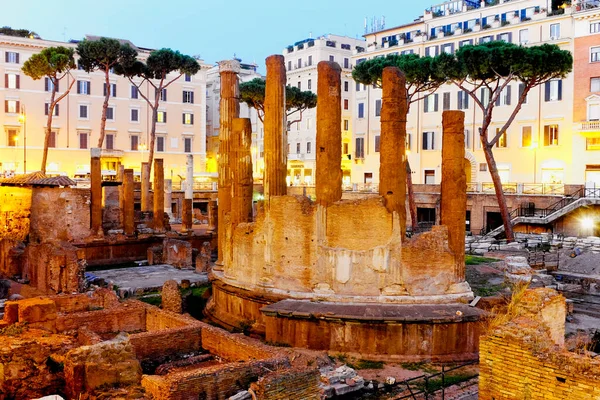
[{"x1": 486, "y1": 212, "x2": 503, "y2": 233}]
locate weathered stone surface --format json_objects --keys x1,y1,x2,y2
[
  {"x1": 316, "y1": 61, "x2": 342, "y2": 206},
  {"x1": 24, "y1": 242, "x2": 86, "y2": 295},
  {"x1": 0, "y1": 280, "x2": 10, "y2": 299},
  {"x1": 440, "y1": 110, "x2": 467, "y2": 282},
  {"x1": 153, "y1": 158, "x2": 165, "y2": 232},
  {"x1": 379, "y1": 67, "x2": 407, "y2": 235},
  {"x1": 196, "y1": 241, "x2": 212, "y2": 273},
  {"x1": 161, "y1": 280, "x2": 182, "y2": 314},
  {"x1": 102, "y1": 186, "x2": 121, "y2": 231},
  {"x1": 90, "y1": 149, "x2": 103, "y2": 236},
  {"x1": 123, "y1": 169, "x2": 135, "y2": 236},
  {"x1": 141, "y1": 162, "x2": 151, "y2": 213},
  {"x1": 504, "y1": 256, "x2": 532, "y2": 275},
  {"x1": 231, "y1": 118, "x2": 254, "y2": 226},
  {"x1": 263, "y1": 55, "x2": 287, "y2": 202},
  {"x1": 163, "y1": 238, "x2": 193, "y2": 269}
]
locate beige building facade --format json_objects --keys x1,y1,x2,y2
[
  {"x1": 0, "y1": 35, "x2": 211, "y2": 182},
  {"x1": 351, "y1": 0, "x2": 584, "y2": 191}
]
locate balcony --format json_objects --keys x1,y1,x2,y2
[
  {"x1": 573, "y1": 0, "x2": 600, "y2": 13},
  {"x1": 580, "y1": 121, "x2": 600, "y2": 132}
]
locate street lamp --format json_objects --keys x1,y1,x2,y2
[
  {"x1": 530, "y1": 141, "x2": 538, "y2": 184},
  {"x1": 19, "y1": 105, "x2": 26, "y2": 174}
]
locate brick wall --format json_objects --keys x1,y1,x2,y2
[
  {"x1": 0, "y1": 186, "x2": 31, "y2": 241},
  {"x1": 130, "y1": 326, "x2": 203, "y2": 361},
  {"x1": 251, "y1": 366, "x2": 321, "y2": 399}
]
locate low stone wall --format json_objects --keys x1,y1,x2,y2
[
  {"x1": 24, "y1": 242, "x2": 86, "y2": 295},
  {"x1": 250, "y1": 366, "x2": 321, "y2": 400}
]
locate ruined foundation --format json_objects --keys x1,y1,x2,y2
[{"x1": 207, "y1": 57, "x2": 481, "y2": 362}]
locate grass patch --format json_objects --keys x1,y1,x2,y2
[
  {"x1": 465, "y1": 255, "x2": 499, "y2": 265},
  {"x1": 138, "y1": 295, "x2": 161, "y2": 307},
  {"x1": 400, "y1": 362, "x2": 438, "y2": 374},
  {"x1": 416, "y1": 372, "x2": 477, "y2": 393},
  {"x1": 473, "y1": 283, "x2": 504, "y2": 297},
  {"x1": 354, "y1": 359, "x2": 385, "y2": 369},
  {"x1": 0, "y1": 323, "x2": 27, "y2": 336}
]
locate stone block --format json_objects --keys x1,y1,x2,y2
[
  {"x1": 3, "y1": 301, "x2": 18, "y2": 323},
  {"x1": 147, "y1": 246, "x2": 163, "y2": 265},
  {"x1": 163, "y1": 238, "x2": 192, "y2": 269},
  {"x1": 504, "y1": 256, "x2": 532, "y2": 275},
  {"x1": 161, "y1": 280, "x2": 182, "y2": 314},
  {"x1": 17, "y1": 298, "x2": 57, "y2": 323}
]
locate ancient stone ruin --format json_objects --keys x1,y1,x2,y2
[{"x1": 207, "y1": 60, "x2": 485, "y2": 361}]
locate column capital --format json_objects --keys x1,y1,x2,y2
[{"x1": 218, "y1": 59, "x2": 241, "y2": 74}]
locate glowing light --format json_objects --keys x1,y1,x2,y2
[{"x1": 581, "y1": 218, "x2": 594, "y2": 230}]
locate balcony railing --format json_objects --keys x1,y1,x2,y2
[
  {"x1": 171, "y1": 181, "x2": 217, "y2": 191},
  {"x1": 573, "y1": 0, "x2": 600, "y2": 13},
  {"x1": 472, "y1": 182, "x2": 564, "y2": 195},
  {"x1": 580, "y1": 121, "x2": 600, "y2": 131}
]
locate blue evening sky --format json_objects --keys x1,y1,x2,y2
[{"x1": 4, "y1": 0, "x2": 429, "y2": 72}]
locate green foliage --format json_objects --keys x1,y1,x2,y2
[
  {"x1": 400, "y1": 362, "x2": 438, "y2": 373},
  {"x1": 465, "y1": 255, "x2": 499, "y2": 265},
  {"x1": 76, "y1": 37, "x2": 138, "y2": 73},
  {"x1": 354, "y1": 359, "x2": 385, "y2": 369},
  {"x1": 239, "y1": 78, "x2": 317, "y2": 122},
  {"x1": 22, "y1": 46, "x2": 75, "y2": 80},
  {"x1": 415, "y1": 372, "x2": 477, "y2": 393},
  {"x1": 0, "y1": 26, "x2": 38, "y2": 38},
  {"x1": 116, "y1": 48, "x2": 199, "y2": 81},
  {"x1": 0, "y1": 323, "x2": 27, "y2": 336}
]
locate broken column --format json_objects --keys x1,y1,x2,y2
[
  {"x1": 141, "y1": 162, "x2": 150, "y2": 212},
  {"x1": 217, "y1": 59, "x2": 240, "y2": 264},
  {"x1": 316, "y1": 61, "x2": 342, "y2": 206},
  {"x1": 90, "y1": 148, "x2": 102, "y2": 235},
  {"x1": 118, "y1": 164, "x2": 124, "y2": 228},
  {"x1": 379, "y1": 67, "x2": 408, "y2": 236},
  {"x1": 153, "y1": 158, "x2": 165, "y2": 232},
  {"x1": 208, "y1": 200, "x2": 217, "y2": 231},
  {"x1": 231, "y1": 118, "x2": 254, "y2": 225},
  {"x1": 123, "y1": 169, "x2": 135, "y2": 236},
  {"x1": 182, "y1": 154, "x2": 194, "y2": 233},
  {"x1": 164, "y1": 178, "x2": 172, "y2": 221},
  {"x1": 263, "y1": 55, "x2": 287, "y2": 202},
  {"x1": 440, "y1": 110, "x2": 467, "y2": 281}
]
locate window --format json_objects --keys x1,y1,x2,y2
[
  {"x1": 422, "y1": 131, "x2": 435, "y2": 150},
  {"x1": 401, "y1": 49, "x2": 414, "y2": 55},
  {"x1": 355, "y1": 137, "x2": 364, "y2": 158},
  {"x1": 79, "y1": 132, "x2": 88, "y2": 149},
  {"x1": 495, "y1": 128, "x2": 507, "y2": 148},
  {"x1": 287, "y1": 61, "x2": 292, "y2": 71},
  {"x1": 130, "y1": 135, "x2": 139, "y2": 151},
  {"x1": 131, "y1": 85, "x2": 138, "y2": 99},
  {"x1": 586, "y1": 137, "x2": 600, "y2": 150},
  {"x1": 184, "y1": 73, "x2": 192, "y2": 82},
  {"x1": 521, "y1": 126, "x2": 533, "y2": 147},
  {"x1": 356, "y1": 82, "x2": 361, "y2": 92},
  {"x1": 591, "y1": 77, "x2": 600, "y2": 92},
  {"x1": 497, "y1": 33, "x2": 511, "y2": 43},
  {"x1": 543, "y1": 124, "x2": 559, "y2": 146},
  {"x1": 457, "y1": 91, "x2": 469, "y2": 110},
  {"x1": 518, "y1": 83, "x2": 529, "y2": 104},
  {"x1": 441, "y1": 43, "x2": 454, "y2": 54},
  {"x1": 591, "y1": 21, "x2": 600, "y2": 34},
  {"x1": 344, "y1": 58, "x2": 349, "y2": 69},
  {"x1": 480, "y1": 88, "x2": 491, "y2": 107},
  {"x1": 406, "y1": 133, "x2": 411, "y2": 151},
  {"x1": 424, "y1": 94, "x2": 438, "y2": 113},
  {"x1": 183, "y1": 90, "x2": 194, "y2": 104},
  {"x1": 7, "y1": 129, "x2": 18, "y2": 147},
  {"x1": 592, "y1": 46, "x2": 600, "y2": 63},
  {"x1": 480, "y1": 36, "x2": 493, "y2": 44},
  {"x1": 443, "y1": 92, "x2": 451, "y2": 111},
  {"x1": 48, "y1": 131, "x2": 57, "y2": 148},
  {"x1": 5, "y1": 73, "x2": 19, "y2": 89},
  {"x1": 297, "y1": 58, "x2": 301, "y2": 69},
  {"x1": 375, "y1": 99, "x2": 381, "y2": 116},
  {"x1": 297, "y1": 81, "x2": 301, "y2": 90},
  {"x1": 464, "y1": 129, "x2": 470, "y2": 148},
  {"x1": 496, "y1": 85, "x2": 512, "y2": 106},
  {"x1": 550, "y1": 23, "x2": 560, "y2": 39},
  {"x1": 308, "y1": 55, "x2": 312, "y2": 66},
  {"x1": 5, "y1": 52, "x2": 19, "y2": 63},
  {"x1": 157, "y1": 111, "x2": 167, "y2": 123},
  {"x1": 158, "y1": 88, "x2": 167, "y2": 101},
  {"x1": 77, "y1": 80, "x2": 91, "y2": 95},
  {"x1": 131, "y1": 109, "x2": 139, "y2": 122},
  {"x1": 329, "y1": 55, "x2": 334, "y2": 62},
  {"x1": 374, "y1": 135, "x2": 380, "y2": 152},
  {"x1": 343, "y1": 99, "x2": 349, "y2": 110},
  {"x1": 44, "y1": 103, "x2": 59, "y2": 116},
  {"x1": 425, "y1": 46, "x2": 438, "y2": 57},
  {"x1": 5, "y1": 100, "x2": 18, "y2": 114},
  {"x1": 184, "y1": 137, "x2": 192, "y2": 153},
  {"x1": 344, "y1": 81, "x2": 348, "y2": 92},
  {"x1": 358, "y1": 103, "x2": 364, "y2": 118},
  {"x1": 343, "y1": 119, "x2": 349, "y2": 131},
  {"x1": 296, "y1": 143, "x2": 301, "y2": 154},
  {"x1": 424, "y1": 170, "x2": 435, "y2": 184},
  {"x1": 104, "y1": 83, "x2": 117, "y2": 97},
  {"x1": 79, "y1": 105, "x2": 88, "y2": 119},
  {"x1": 519, "y1": 29, "x2": 529, "y2": 44},
  {"x1": 157, "y1": 136, "x2": 165, "y2": 152},
  {"x1": 460, "y1": 39, "x2": 473, "y2": 48},
  {"x1": 343, "y1": 143, "x2": 349, "y2": 154},
  {"x1": 479, "y1": 163, "x2": 488, "y2": 172},
  {"x1": 44, "y1": 77, "x2": 57, "y2": 92},
  {"x1": 183, "y1": 113, "x2": 194, "y2": 125},
  {"x1": 106, "y1": 107, "x2": 114, "y2": 120},
  {"x1": 544, "y1": 80, "x2": 562, "y2": 102},
  {"x1": 105, "y1": 134, "x2": 114, "y2": 150},
  {"x1": 308, "y1": 79, "x2": 312, "y2": 90},
  {"x1": 307, "y1": 142, "x2": 312, "y2": 154}
]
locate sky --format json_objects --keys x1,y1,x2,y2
[{"x1": 2, "y1": 0, "x2": 429, "y2": 72}]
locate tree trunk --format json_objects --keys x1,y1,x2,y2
[
  {"x1": 406, "y1": 161, "x2": 417, "y2": 231},
  {"x1": 145, "y1": 106, "x2": 158, "y2": 189},
  {"x1": 97, "y1": 68, "x2": 110, "y2": 148},
  {"x1": 482, "y1": 142, "x2": 514, "y2": 241},
  {"x1": 41, "y1": 85, "x2": 57, "y2": 174}
]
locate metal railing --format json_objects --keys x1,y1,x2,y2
[{"x1": 581, "y1": 120, "x2": 600, "y2": 131}]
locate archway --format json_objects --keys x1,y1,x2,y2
[{"x1": 464, "y1": 151, "x2": 477, "y2": 183}]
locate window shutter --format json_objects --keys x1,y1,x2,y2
[
  {"x1": 113, "y1": 84, "x2": 117, "y2": 97},
  {"x1": 16, "y1": 53, "x2": 19, "y2": 64},
  {"x1": 544, "y1": 82, "x2": 550, "y2": 101},
  {"x1": 16, "y1": 74, "x2": 19, "y2": 89},
  {"x1": 55, "y1": 104, "x2": 59, "y2": 116},
  {"x1": 45, "y1": 103, "x2": 49, "y2": 116},
  {"x1": 56, "y1": 79, "x2": 59, "y2": 92},
  {"x1": 495, "y1": 92, "x2": 501, "y2": 106},
  {"x1": 544, "y1": 126, "x2": 549, "y2": 146},
  {"x1": 518, "y1": 83, "x2": 524, "y2": 100},
  {"x1": 4, "y1": 101, "x2": 7, "y2": 113},
  {"x1": 77, "y1": 81, "x2": 81, "y2": 94},
  {"x1": 557, "y1": 80, "x2": 562, "y2": 101},
  {"x1": 457, "y1": 92, "x2": 462, "y2": 109},
  {"x1": 444, "y1": 92, "x2": 450, "y2": 110},
  {"x1": 191, "y1": 114, "x2": 194, "y2": 125},
  {"x1": 4, "y1": 74, "x2": 7, "y2": 88},
  {"x1": 506, "y1": 85, "x2": 512, "y2": 106},
  {"x1": 424, "y1": 95, "x2": 429, "y2": 112},
  {"x1": 4, "y1": 52, "x2": 7, "y2": 63},
  {"x1": 88, "y1": 82, "x2": 91, "y2": 94},
  {"x1": 431, "y1": 132, "x2": 435, "y2": 150},
  {"x1": 434, "y1": 94, "x2": 439, "y2": 112},
  {"x1": 16, "y1": 101, "x2": 19, "y2": 113},
  {"x1": 45, "y1": 77, "x2": 49, "y2": 91},
  {"x1": 465, "y1": 92, "x2": 469, "y2": 108},
  {"x1": 103, "y1": 83, "x2": 107, "y2": 96},
  {"x1": 163, "y1": 89, "x2": 167, "y2": 102},
  {"x1": 182, "y1": 113, "x2": 185, "y2": 124},
  {"x1": 508, "y1": 32, "x2": 513, "y2": 43},
  {"x1": 164, "y1": 112, "x2": 167, "y2": 123},
  {"x1": 422, "y1": 132, "x2": 428, "y2": 150},
  {"x1": 191, "y1": 92, "x2": 194, "y2": 104}
]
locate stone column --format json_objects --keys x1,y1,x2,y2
[
  {"x1": 316, "y1": 61, "x2": 342, "y2": 206},
  {"x1": 153, "y1": 158, "x2": 165, "y2": 232},
  {"x1": 263, "y1": 55, "x2": 287, "y2": 202},
  {"x1": 217, "y1": 59, "x2": 240, "y2": 264},
  {"x1": 208, "y1": 200, "x2": 217, "y2": 231},
  {"x1": 231, "y1": 118, "x2": 254, "y2": 225},
  {"x1": 141, "y1": 162, "x2": 150, "y2": 212},
  {"x1": 117, "y1": 164, "x2": 124, "y2": 227},
  {"x1": 440, "y1": 111, "x2": 467, "y2": 282},
  {"x1": 182, "y1": 154, "x2": 194, "y2": 233},
  {"x1": 164, "y1": 179, "x2": 172, "y2": 220},
  {"x1": 379, "y1": 67, "x2": 408, "y2": 236},
  {"x1": 123, "y1": 169, "x2": 135, "y2": 236},
  {"x1": 90, "y1": 148, "x2": 103, "y2": 235}
]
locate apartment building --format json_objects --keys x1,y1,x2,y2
[
  {"x1": 283, "y1": 34, "x2": 366, "y2": 186},
  {"x1": 351, "y1": 0, "x2": 581, "y2": 188},
  {"x1": 0, "y1": 35, "x2": 210, "y2": 180},
  {"x1": 573, "y1": 1, "x2": 600, "y2": 186},
  {"x1": 205, "y1": 60, "x2": 264, "y2": 179}
]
